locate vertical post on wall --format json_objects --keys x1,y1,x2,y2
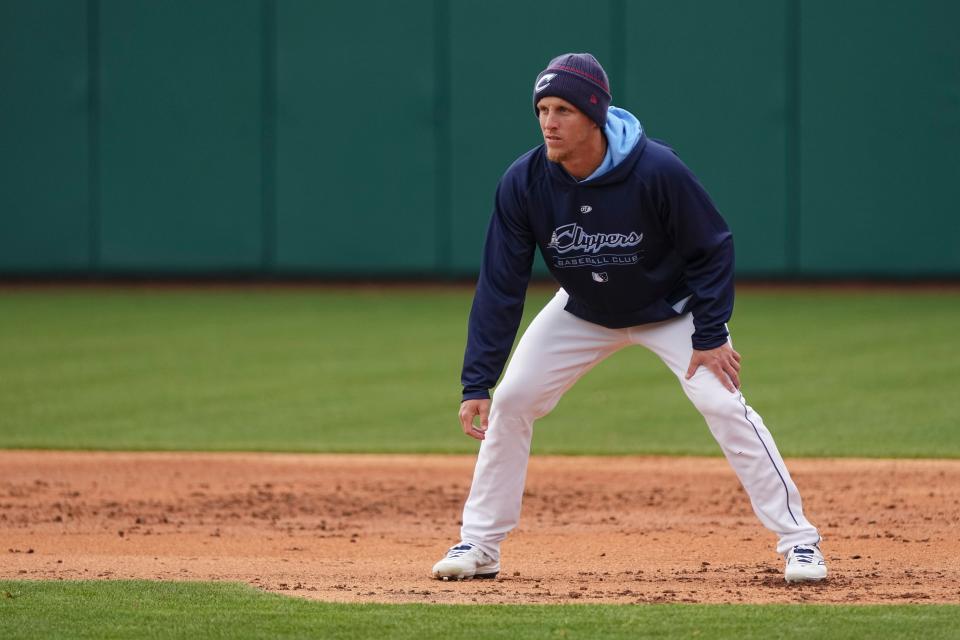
[
  {"x1": 609, "y1": 0, "x2": 626, "y2": 107},
  {"x1": 785, "y1": 0, "x2": 801, "y2": 276},
  {"x1": 87, "y1": 0, "x2": 101, "y2": 275},
  {"x1": 434, "y1": 0, "x2": 452, "y2": 278},
  {"x1": 261, "y1": 0, "x2": 277, "y2": 275}
]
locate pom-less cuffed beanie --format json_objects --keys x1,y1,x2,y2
[{"x1": 532, "y1": 53, "x2": 611, "y2": 127}]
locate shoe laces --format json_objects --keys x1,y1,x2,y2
[
  {"x1": 789, "y1": 545, "x2": 820, "y2": 564},
  {"x1": 446, "y1": 543, "x2": 478, "y2": 558}
]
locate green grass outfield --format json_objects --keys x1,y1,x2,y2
[
  {"x1": 1, "y1": 286, "x2": 958, "y2": 457},
  {"x1": 1, "y1": 581, "x2": 958, "y2": 640}
]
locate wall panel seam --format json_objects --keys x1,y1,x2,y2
[
  {"x1": 261, "y1": 0, "x2": 277, "y2": 273},
  {"x1": 434, "y1": 0, "x2": 452, "y2": 275},
  {"x1": 610, "y1": 0, "x2": 626, "y2": 103},
  {"x1": 785, "y1": 0, "x2": 801, "y2": 275},
  {"x1": 87, "y1": 0, "x2": 101, "y2": 274}
]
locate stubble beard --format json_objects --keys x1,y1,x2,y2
[{"x1": 545, "y1": 147, "x2": 568, "y2": 164}]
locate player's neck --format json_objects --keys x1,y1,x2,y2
[{"x1": 562, "y1": 131, "x2": 607, "y2": 181}]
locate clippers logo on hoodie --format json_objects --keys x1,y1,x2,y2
[{"x1": 547, "y1": 222, "x2": 644, "y2": 268}]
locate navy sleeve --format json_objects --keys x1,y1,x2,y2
[
  {"x1": 656, "y1": 153, "x2": 735, "y2": 350},
  {"x1": 461, "y1": 173, "x2": 536, "y2": 401}
]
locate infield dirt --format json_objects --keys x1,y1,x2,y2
[{"x1": 2, "y1": 452, "x2": 958, "y2": 604}]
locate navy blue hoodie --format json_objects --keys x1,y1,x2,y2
[{"x1": 461, "y1": 108, "x2": 734, "y2": 401}]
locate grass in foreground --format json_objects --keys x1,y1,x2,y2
[
  {"x1": 1, "y1": 287, "x2": 958, "y2": 457},
  {"x1": 1, "y1": 580, "x2": 958, "y2": 640}
]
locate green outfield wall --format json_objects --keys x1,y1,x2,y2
[{"x1": 1, "y1": 0, "x2": 958, "y2": 277}]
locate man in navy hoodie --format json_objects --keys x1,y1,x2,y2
[{"x1": 431, "y1": 53, "x2": 827, "y2": 584}]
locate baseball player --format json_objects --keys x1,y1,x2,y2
[{"x1": 432, "y1": 53, "x2": 827, "y2": 584}]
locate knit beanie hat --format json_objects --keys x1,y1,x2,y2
[{"x1": 532, "y1": 53, "x2": 612, "y2": 128}]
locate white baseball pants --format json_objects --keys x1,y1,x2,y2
[{"x1": 460, "y1": 289, "x2": 820, "y2": 558}]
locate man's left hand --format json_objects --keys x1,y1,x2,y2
[{"x1": 685, "y1": 343, "x2": 741, "y2": 393}]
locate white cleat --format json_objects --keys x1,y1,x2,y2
[
  {"x1": 431, "y1": 542, "x2": 500, "y2": 581},
  {"x1": 784, "y1": 544, "x2": 828, "y2": 583}
]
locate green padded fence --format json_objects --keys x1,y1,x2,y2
[{"x1": 1, "y1": 0, "x2": 957, "y2": 277}]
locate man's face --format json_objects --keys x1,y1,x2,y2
[{"x1": 537, "y1": 96, "x2": 597, "y2": 164}]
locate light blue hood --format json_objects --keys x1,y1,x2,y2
[{"x1": 583, "y1": 106, "x2": 643, "y2": 181}]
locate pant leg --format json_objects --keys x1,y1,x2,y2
[
  {"x1": 460, "y1": 290, "x2": 628, "y2": 560},
  {"x1": 627, "y1": 313, "x2": 821, "y2": 554}
]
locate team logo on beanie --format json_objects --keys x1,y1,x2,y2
[{"x1": 535, "y1": 73, "x2": 557, "y2": 93}]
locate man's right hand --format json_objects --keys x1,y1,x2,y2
[{"x1": 459, "y1": 399, "x2": 491, "y2": 441}]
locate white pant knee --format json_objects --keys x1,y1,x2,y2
[
  {"x1": 490, "y1": 379, "x2": 558, "y2": 423},
  {"x1": 684, "y1": 379, "x2": 742, "y2": 420}
]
